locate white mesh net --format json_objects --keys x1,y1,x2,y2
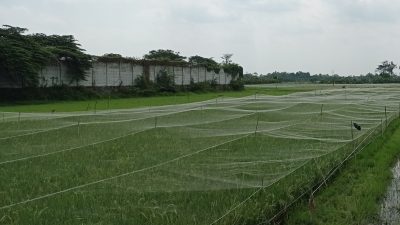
[{"x1": 0, "y1": 85, "x2": 400, "y2": 224}]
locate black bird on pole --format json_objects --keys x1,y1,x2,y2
[{"x1": 353, "y1": 122, "x2": 361, "y2": 131}]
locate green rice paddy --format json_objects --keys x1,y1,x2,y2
[{"x1": 1, "y1": 85, "x2": 400, "y2": 225}]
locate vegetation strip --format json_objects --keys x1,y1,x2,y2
[
  {"x1": 283, "y1": 118, "x2": 400, "y2": 225},
  {"x1": 0, "y1": 86, "x2": 314, "y2": 112}
]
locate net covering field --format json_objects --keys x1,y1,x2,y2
[{"x1": 0, "y1": 86, "x2": 400, "y2": 225}]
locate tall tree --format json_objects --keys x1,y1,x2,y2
[
  {"x1": 0, "y1": 25, "x2": 49, "y2": 86},
  {"x1": 29, "y1": 33, "x2": 92, "y2": 83},
  {"x1": 376, "y1": 61, "x2": 397, "y2": 78},
  {"x1": 221, "y1": 53, "x2": 233, "y2": 65},
  {"x1": 0, "y1": 25, "x2": 91, "y2": 86}
]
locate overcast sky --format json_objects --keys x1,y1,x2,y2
[{"x1": 1, "y1": 0, "x2": 400, "y2": 75}]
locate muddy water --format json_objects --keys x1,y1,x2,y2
[{"x1": 380, "y1": 160, "x2": 400, "y2": 224}]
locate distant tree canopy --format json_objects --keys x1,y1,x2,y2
[
  {"x1": 0, "y1": 25, "x2": 91, "y2": 86},
  {"x1": 243, "y1": 70, "x2": 400, "y2": 85},
  {"x1": 143, "y1": 49, "x2": 186, "y2": 62},
  {"x1": 101, "y1": 53, "x2": 123, "y2": 58}
]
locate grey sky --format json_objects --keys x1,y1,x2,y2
[{"x1": 1, "y1": 0, "x2": 400, "y2": 75}]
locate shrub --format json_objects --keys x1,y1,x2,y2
[
  {"x1": 229, "y1": 79, "x2": 244, "y2": 91},
  {"x1": 155, "y1": 69, "x2": 176, "y2": 92}
]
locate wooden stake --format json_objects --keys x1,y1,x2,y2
[
  {"x1": 77, "y1": 121, "x2": 80, "y2": 136},
  {"x1": 350, "y1": 120, "x2": 354, "y2": 140},
  {"x1": 94, "y1": 101, "x2": 97, "y2": 114},
  {"x1": 309, "y1": 194, "x2": 315, "y2": 212},
  {"x1": 108, "y1": 96, "x2": 110, "y2": 111},
  {"x1": 255, "y1": 113, "x2": 259, "y2": 136},
  {"x1": 385, "y1": 106, "x2": 388, "y2": 128},
  {"x1": 314, "y1": 158, "x2": 327, "y2": 187},
  {"x1": 320, "y1": 104, "x2": 324, "y2": 117}
]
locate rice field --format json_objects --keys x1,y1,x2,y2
[{"x1": 1, "y1": 86, "x2": 400, "y2": 225}]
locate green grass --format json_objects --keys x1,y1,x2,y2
[
  {"x1": 284, "y1": 118, "x2": 400, "y2": 225},
  {"x1": 0, "y1": 86, "x2": 314, "y2": 113}
]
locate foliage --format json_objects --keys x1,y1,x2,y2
[
  {"x1": 0, "y1": 25, "x2": 91, "y2": 86},
  {"x1": 29, "y1": 33, "x2": 92, "y2": 83},
  {"x1": 243, "y1": 71, "x2": 400, "y2": 84},
  {"x1": 101, "y1": 53, "x2": 123, "y2": 58},
  {"x1": 222, "y1": 63, "x2": 244, "y2": 79},
  {"x1": 134, "y1": 74, "x2": 154, "y2": 90},
  {"x1": 143, "y1": 49, "x2": 186, "y2": 62},
  {"x1": 376, "y1": 60, "x2": 397, "y2": 78},
  {"x1": 221, "y1": 53, "x2": 233, "y2": 65},
  {"x1": 155, "y1": 69, "x2": 176, "y2": 92},
  {"x1": 189, "y1": 78, "x2": 218, "y2": 92},
  {"x1": 0, "y1": 25, "x2": 50, "y2": 86},
  {"x1": 189, "y1": 55, "x2": 220, "y2": 74},
  {"x1": 229, "y1": 79, "x2": 244, "y2": 91}
]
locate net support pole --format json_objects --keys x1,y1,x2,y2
[
  {"x1": 254, "y1": 112, "x2": 259, "y2": 136},
  {"x1": 350, "y1": 120, "x2": 354, "y2": 140},
  {"x1": 385, "y1": 106, "x2": 388, "y2": 128},
  {"x1": 107, "y1": 96, "x2": 110, "y2": 112},
  {"x1": 2, "y1": 112, "x2": 4, "y2": 122},
  {"x1": 320, "y1": 104, "x2": 324, "y2": 117},
  {"x1": 18, "y1": 112, "x2": 21, "y2": 129},
  {"x1": 381, "y1": 118, "x2": 383, "y2": 137},
  {"x1": 154, "y1": 116, "x2": 158, "y2": 128},
  {"x1": 313, "y1": 158, "x2": 327, "y2": 187},
  {"x1": 77, "y1": 121, "x2": 80, "y2": 137},
  {"x1": 94, "y1": 101, "x2": 97, "y2": 114}
]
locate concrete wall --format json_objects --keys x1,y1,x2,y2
[{"x1": 37, "y1": 62, "x2": 232, "y2": 87}]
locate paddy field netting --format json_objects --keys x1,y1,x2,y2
[{"x1": 1, "y1": 86, "x2": 400, "y2": 225}]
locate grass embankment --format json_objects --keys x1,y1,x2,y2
[
  {"x1": 284, "y1": 118, "x2": 400, "y2": 225},
  {"x1": 0, "y1": 86, "x2": 313, "y2": 112}
]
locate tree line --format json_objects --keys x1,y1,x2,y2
[{"x1": 243, "y1": 61, "x2": 400, "y2": 84}]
